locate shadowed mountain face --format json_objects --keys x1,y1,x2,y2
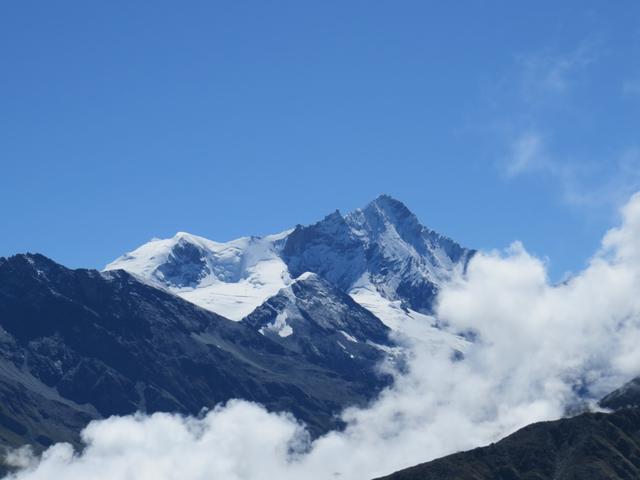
[
  {"x1": 346, "y1": 195, "x2": 472, "y2": 312},
  {"x1": 283, "y1": 211, "x2": 367, "y2": 292},
  {"x1": 242, "y1": 272, "x2": 400, "y2": 383},
  {"x1": 0, "y1": 254, "x2": 392, "y2": 454},
  {"x1": 283, "y1": 195, "x2": 474, "y2": 314},
  {"x1": 600, "y1": 377, "x2": 640, "y2": 411},
  {"x1": 375, "y1": 408, "x2": 640, "y2": 480}
]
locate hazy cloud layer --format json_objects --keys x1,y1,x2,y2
[{"x1": 6, "y1": 193, "x2": 640, "y2": 480}]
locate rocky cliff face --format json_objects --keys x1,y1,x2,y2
[
  {"x1": 242, "y1": 272, "x2": 400, "y2": 384},
  {"x1": 283, "y1": 195, "x2": 474, "y2": 314}
]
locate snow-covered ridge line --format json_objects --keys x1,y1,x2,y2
[
  {"x1": 104, "y1": 195, "x2": 473, "y2": 327},
  {"x1": 105, "y1": 230, "x2": 294, "y2": 320}
]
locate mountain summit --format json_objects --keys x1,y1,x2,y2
[
  {"x1": 106, "y1": 196, "x2": 474, "y2": 325},
  {"x1": 105, "y1": 230, "x2": 292, "y2": 320}
]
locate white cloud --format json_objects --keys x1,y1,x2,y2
[
  {"x1": 503, "y1": 125, "x2": 640, "y2": 210},
  {"x1": 505, "y1": 131, "x2": 547, "y2": 176},
  {"x1": 7, "y1": 193, "x2": 640, "y2": 480}
]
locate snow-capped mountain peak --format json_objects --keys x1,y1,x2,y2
[
  {"x1": 282, "y1": 195, "x2": 474, "y2": 313},
  {"x1": 105, "y1": 230, "x2": 293, "y2": 320},
  {"x1": 341, "y1": 195, "x2": 474, "y2": 311},
  {"x1": 105, "y1": 196, "x2": 473, "y2": 323}
]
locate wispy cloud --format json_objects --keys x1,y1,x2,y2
[
  {"x1": 561, "y1": 147, "x2": 640, "y2": 208},
  {"x1": 504, "y1": 130, "x2": 640, "y2": 210},
  {"x1": 493, "y1": 39, "x2": 640, "y2": 211},
  {"x1": 517, "y1": 42, "x2": 599, "y2": 102},
  {"x1": 505, "y1": 131, "x2": 547, "y2": 177}
]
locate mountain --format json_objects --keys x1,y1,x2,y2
[
  {"x1": 105, "y1": 230, "x2": 292, "y2": 320},
  {"x1": 375, "y1": 407, "x2": 640, "y2": 480},
  {"x1": 0, "y1": 195, "x2": 473, "y2": 474},
  {"x1": 242, "y1": 272, "x2": 401, "y2": 382},
  {"x1": 0, "y1": 253, "x2": 393, "y2": 455},
  {"x1": 600, "y1": 377, "x2": 640, "y2": 410},
  {"x1": 106, "y1": 195, "x2": 474, "y2": 326},
  {"x1": 284, "y1": 194, "x2": 474, "y2": 314}
]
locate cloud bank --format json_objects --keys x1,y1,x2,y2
[{"x1": 6, "y1": 193, "x2": 640, "y2": 480}]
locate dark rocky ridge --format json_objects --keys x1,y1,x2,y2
[
  {"x1": 242, "y1": 272, "x2": 398, "y2": 384},
  {"x1": 0, "y1": 253, "x2": 391, "y2": 457},
  {"x1": 375, "y1": 407, "x2": 640, "y2": 480},
  {"x1": 600, "y1": 377, "x2": 640, "y2": 411}
]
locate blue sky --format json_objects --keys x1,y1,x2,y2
[{"x1": 1, "y1": 1, "x2": 639, "y2": 279}]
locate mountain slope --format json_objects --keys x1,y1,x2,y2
[
  {"x1": 242, "y1": 272, "x2": 400, "y2": 384},
  {"x1": 0, "y1": 253, "x2": 391, "y2": 452},
  {"x1": 375, "y1": 408, "x2": 640, "y2": 480},
  {"x1": 346, "y1": 195, "x2": 473, "y2": 312}
]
